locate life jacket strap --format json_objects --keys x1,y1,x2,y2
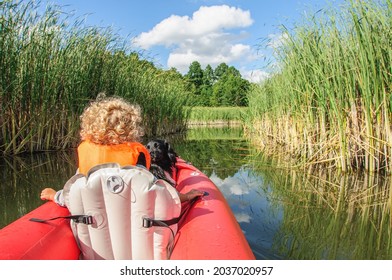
[
  {"x1": 142, "y1": 217, "x2": 180, "y2": 228},
  {"x1": 29, "y1": 215, "x2": 94, "y2": 225},
  {"x1": 142, "y1": 193, "x2": 205, "y2": 228}
]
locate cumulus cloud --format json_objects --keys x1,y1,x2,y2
[
  {"x1": 133, "y1": 5, "x2": 258, "y2": 73},
  {"x1": 267, "y1": 32, "x2": 289, "y2": 50},
  {"x1": 242, "y1": 69, "x2": 270, "y2": 83}
]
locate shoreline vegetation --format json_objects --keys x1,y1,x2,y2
[
  {"x1": 2, "y1": 0, "x2": 391, "y2": 178},
  {"x1": 187, "y1": 106, "x2": 247, "y2": 127},
  {"x1": 187, "y1": 121, "x2": 242, "y2": 127},
  {"x1": 0, "y1": 0, "x2": 191, "y2": 155},
  {"x1": 244, "y1": 0, "x2": 392, "y2": 174},
  {"x1": 0, "y1": 1, "x2": 252, "y2": 156}
]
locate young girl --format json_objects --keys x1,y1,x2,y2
[{"x1": 40, "y1": 95, "x2": 203, "y2": 204}]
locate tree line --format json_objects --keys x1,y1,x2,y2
[
  {"x1": 134, "y1": 59, "x2": 252, "y2": 107},
  {"x1": 183, "y1": 61, "x2": 251, "y2": 107}
]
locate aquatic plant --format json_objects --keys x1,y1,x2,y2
[
  {"x1": 246, "y1": 0, "x2": 392, "y2": 173},
  {"x1": 0, "y1": 0, "x2": 191, "y2": 154}
]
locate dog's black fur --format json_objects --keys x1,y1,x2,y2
[{"x1": 146, "y1": 139, "x2": 178, "y2": 186}]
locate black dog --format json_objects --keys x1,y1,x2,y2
[{"x1": 146, "y1": 139, "x2": 178, "y2": 186}]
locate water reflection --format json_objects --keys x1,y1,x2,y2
[
  {"x1": 0, "y1": 127, "x2": 391, "y2": 259},
  {"x1": 0, "y1": 151, "x2": 77, "y2": 228},
  {"x1": 210, "y1": 167, "x2": 284, "y2": 260},
  {"x1": 264, "y1": 168, "x2": 392, "y2": 259}
]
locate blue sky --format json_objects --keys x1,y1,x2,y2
[{"x1": 41, "y1": 0, "x2": 344, "y2": 82}]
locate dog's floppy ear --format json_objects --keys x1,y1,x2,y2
[{"x1": 164, "y1": 140, "x2": 178, "y2": 164}]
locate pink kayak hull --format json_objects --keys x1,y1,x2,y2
[{"x1": 0, "y1": 159, "x2": 255, "y2": 260}]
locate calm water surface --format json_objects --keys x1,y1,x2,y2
[{"x1": 1, "y1": 127, "x2": 391, "y2": 259}]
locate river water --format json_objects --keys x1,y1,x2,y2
[{"x1": 1, "y1": 126, "x2": 391, "y2": 259}]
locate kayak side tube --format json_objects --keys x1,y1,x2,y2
[
  {"x1": 171, "y1": 160, "x2": 255, "y2": 260},
  {"x1": 0, "y1": 202, "x2": 80, "y2": 260}
]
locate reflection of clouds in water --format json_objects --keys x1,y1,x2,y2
[
  {"x1": 210, "y1": 168, "x2": 261, "y2": 226},
  {"x1": 209, "y1": 165, "x2": 283, "y2": 259},
  {"x1": 235, "y1": 212, "x2": 251, "y2": 223},
  {"x1": 209, "y1": 166, "x2": 281, "y2": 225},
  {"x1": 210, "y1": 172, "x2": 224, "y2": 186},
  {"x1": 210, "y1": 171, "x2": 250, "y2": 196},
  {"x1": 230, "y1": 184, "x2": 245, "y2": 195}
]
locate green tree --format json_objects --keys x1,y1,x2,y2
[
  {"x1": 198, "y1": 64, "x2": 215, "y2": 106},
  {"x1": 211, "y1": 64, "x2": 249, "y2": 106},
  {"x1": 185, "y1": 61, "x2": 204, "y2": 95},
  {"x1": 214, "y1": 62, "x2": 229, "y2": 79},
  {"x1": 203, "y1": 64, "x2": 215, "y2": 86},
  {"x1": 166, "y1": 67, "x2": 184, "y2": 80},
  {"x1": 184, "y1": 61, "x2": 250, "y2": 107}
]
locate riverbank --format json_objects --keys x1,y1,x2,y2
[
  {"x1": 187, "y1": 120, "x2": 242, "y2": 127},
  {"x1": 244, "y1": 0, "x2": 392, "y2": 173},
  {"x1": 188, "y1": 106, "x2": 247, "y2": 124}
]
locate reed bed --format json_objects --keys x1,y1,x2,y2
[
  {"x1": 0, "y1": 0, "x2": 191, "y2": 155},
  {"x1": 245, "y1": 0, "x2": 392, "y2": 173},
  {"x1": 188, "y1": 106, "x2": 247, "y2": 125},
  {"x1": 186, "y1": 126, "x2": 244, "y2": 141}
]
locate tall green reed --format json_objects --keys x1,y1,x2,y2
[
  {"x1": 246, "y1": 0, "x2": 392, "y2": 173},
  {"x1": 188, "y1": 106, "x2": 247, "y2": 125},
  {"x1": 0, "y1": 0, "x2": 191, "y2": 155}
]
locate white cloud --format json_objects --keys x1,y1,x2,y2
[
  {"x1": 134, "y1": 5, "x2": 253, "y2": 48},
  {"x1": 242, "y1": 69, "x2": 270, "y2": 83},
  {"x1": 230, "y1": 44, "x2": 251, "y2": 59},
  {"x1": 167, "y1": 42, "x2": 255, "y2": 73},
  {"x1": 133, "y1": 5, "x2": 257, "y2": 73},
  {"x1": 267, "y1": 32, "x2": 289, "y2": 50}
]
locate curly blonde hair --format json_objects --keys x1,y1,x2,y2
[{"x1": 79, "y1": 96, "x2": 144, "y2": 145}]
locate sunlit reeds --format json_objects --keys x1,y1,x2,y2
[
  {"x1": 246, "y1": 0, "x2": 392, "y2": 173},
  {"x1": 0, "y1": 0, "x2": 191, "y2": 155},
  {"x1": 188, "y1": 106, "x2": 247, "y2": 126},
  {"x1": 186, "y1": 126, "x2": 244, "y2": 140}
]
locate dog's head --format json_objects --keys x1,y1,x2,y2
[{"x1": 146, "y1": 139, "x2": 177, "y2": 170}]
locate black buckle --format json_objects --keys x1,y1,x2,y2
[
  {"x1": 142, "y1": 218, "x2": 153, "y2": 228},
  {"x1": 74, "y1": 215, "x2": 94, "y2": 225}
]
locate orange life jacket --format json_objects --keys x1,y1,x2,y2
[{"x1": 77, "y1": 140, "x2": 151, "y2": 175}]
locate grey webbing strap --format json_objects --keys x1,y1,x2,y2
[
  {"x1": 142, "y1": 192, "x2": 208, "y2": 228},
  {"x1": 29, "y1": 215, "x2": 94, "y2": 225}
]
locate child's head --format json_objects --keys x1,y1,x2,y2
[{"x1": 80, "y1": 95, "x2": 144, "y2": 145}]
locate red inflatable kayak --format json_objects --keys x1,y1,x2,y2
[{"x1": 0, "y1": 159, "x2": 255, "y2": 260}]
